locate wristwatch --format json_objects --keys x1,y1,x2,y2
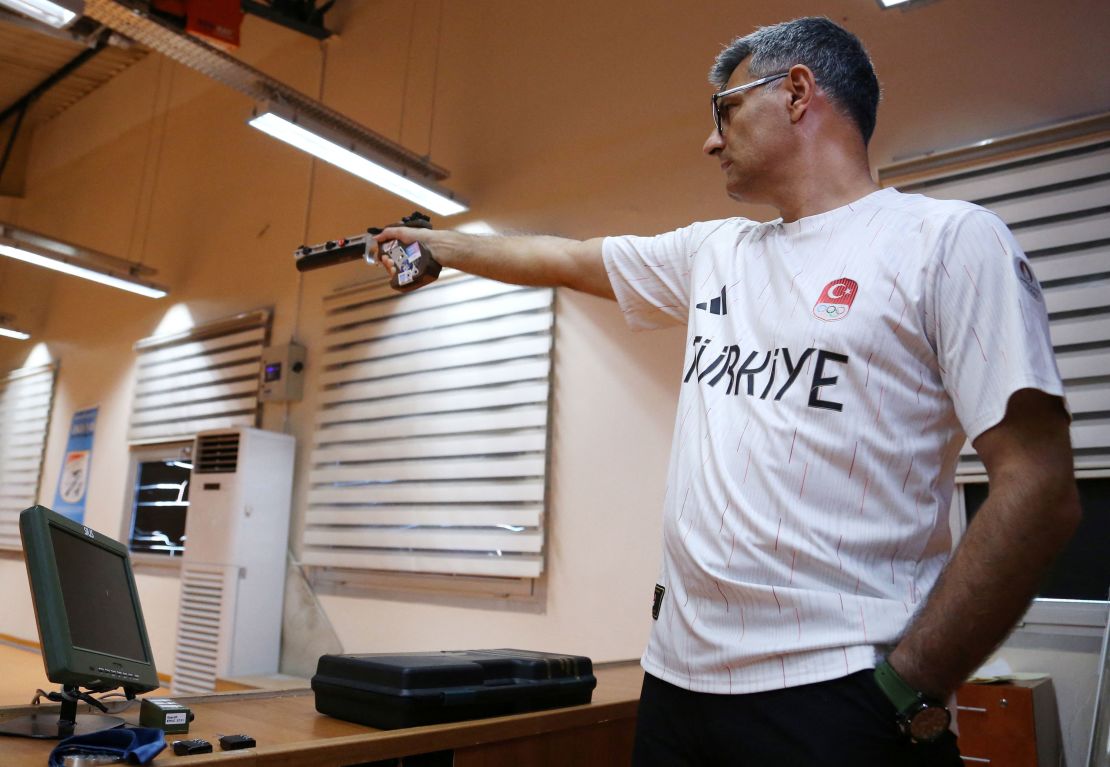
[{"x1": 872, "y1": 659, "x2": 951, "y2": 743}]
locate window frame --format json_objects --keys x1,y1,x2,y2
[
  {"x1": 953, "y1": 468, "x2": 1110, "y2": 632},
  {"x1": 123, "y1": 309, "x2": 271, "y2": 568},
  {"x1": 121, "y1": 439, "x2": 193, "y2": 568},
  {"x1": 128, "y1": 309, "x2": 270, "y2": 446},
  {"x1": 300, "y1": 271, "x2": 555, "y2": 602},
  {"x1": 884, "y1": 116, "x2": 1110, "y2": 633},
  {"x1": 0, "y1": 362, "x2": 57, "y2": 552}
]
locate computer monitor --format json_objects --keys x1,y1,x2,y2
[{"x1": 0, "y1": 505, "x2": 159, "y2": 738}]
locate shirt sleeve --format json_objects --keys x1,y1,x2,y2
[
  {"x1": 930, "y1": 208, "x2": 1066, "y2": 443},
  {"x1": 602, "y1": 225, "x2": 703, "y2": 331}
]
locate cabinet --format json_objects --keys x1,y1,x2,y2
[{"x1": 955, "y1": 678, "x2": 1059, "y2": 766}]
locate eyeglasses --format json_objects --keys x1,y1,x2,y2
[{"x1": 711, "y1": 72, "x2": 789, "y2": 134}]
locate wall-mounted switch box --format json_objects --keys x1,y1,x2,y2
[{"x1": 259, "y1": 342, "x2": 306, "y2": 402}]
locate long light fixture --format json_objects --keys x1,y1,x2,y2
[
  {"x1": 0, "y1": 314, "x2": 30, "y2": 341},
  {"x1": 0, "y1": 222, "x2": 168, "y2": 299},
  {"x1": 249, "y1": 101, "x2": 468, "y2": 217},
  {"x1": 0, "y1": 0, "x2": 83, "y2": 28},
  {"x1": 69, "y1": 4, "x2": 467, "y2": 215}
]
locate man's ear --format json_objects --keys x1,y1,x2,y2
[{"x1": 783, "y1": 64, "x2": 816, "y2": 123}]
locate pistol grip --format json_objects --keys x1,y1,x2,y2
[{"x1": 385, "y1": 240, "x2": 442, "y2": 292}]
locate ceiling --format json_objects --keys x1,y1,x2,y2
[
  {"x1": 0, "y1": 0, "x2": 1106, "y2": 361},
  {"x1": 0, "y1": 10, "x2": 147, "y2": 195},
  {"x1": 0, "y1": 0, "x2": 456, "y2": 199},
  {"x1": 0, "y1": 16, "x2": 144, "y2": 116},
  {"x1": 0, "y1": 0, "x2": 1108, "y2": 201}
]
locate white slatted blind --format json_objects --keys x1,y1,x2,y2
[
  {"x1": 129, "y1": 311, "x2": 270, "y2": 444},
  {"x1": 0, "y1": 364, "x2": 56, "y2": 549},
  {"x1": 303, "y1": 271, "x2": 555, "y2": 579},
  {"x1": 884, "y1": 136, "x2": 1110, "y2": 473}
]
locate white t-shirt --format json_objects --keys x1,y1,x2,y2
[{"x1": 602, "y1": 187, "x2": 1064, "y2": 695}]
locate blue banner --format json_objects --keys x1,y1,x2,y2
[{"x1": 53, "y1": 406, "x2": 98, "y2": 523}]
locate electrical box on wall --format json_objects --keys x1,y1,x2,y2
[{"x1": 258, "y1": 342, "x2": 305, "y2": 402}]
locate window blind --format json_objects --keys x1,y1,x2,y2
[
  {"x1": 882, "y1": 134, "x2": 1110, "y2": 473},
  {"x1": 302, "y1": 271, "x2": 554, "y2": 579},
  {"x1": 0, "y1": 363, "x2": 56, "y2": 549},
  {"x1": 128, "y1": 310, "x2": 270, "y2": 444}
]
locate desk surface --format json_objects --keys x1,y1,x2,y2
[{"x1": 0, "y1": 662, "x2": 644, "y2": 766}]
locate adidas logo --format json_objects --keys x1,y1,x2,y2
[{"x1": 696, "y1": 286, "x2": 727, "y2": 316}]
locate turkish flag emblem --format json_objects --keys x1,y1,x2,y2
[{"x1": 813, "y1": 277, "x2": 859, "y2": 322}]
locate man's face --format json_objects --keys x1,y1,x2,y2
[{"x1": 703, "y1": 64, "x2": 789, "y2": 204}]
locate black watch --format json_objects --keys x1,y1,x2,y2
[{"x1": 873, "y1": 659, "x2": 951, "y2": 743}]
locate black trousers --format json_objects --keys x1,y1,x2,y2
[{"x1": 632, "y1": 670, "x2": 962, "y2": 767}]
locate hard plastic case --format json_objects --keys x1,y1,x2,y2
[{"x1": 311, "y1": 649, "x2": 597, "y2": 730}]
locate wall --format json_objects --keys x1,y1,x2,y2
[
  {"x1": 1, "y1": 0, "x2": 1108, "y2": 762},
  {"x1": 0, "y1": 2, "x2": 706, "y2": 674}
]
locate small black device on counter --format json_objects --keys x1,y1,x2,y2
[
  {"x1": 311, "y1": 649, "x2": 596, "y2": 730},
  {"x1": 218, "y1": 734, "x2": 256, "y2": 751},
  {"x1": 294, "y1": 211, "x2": 441, "y2": 292},
  {"x1": 139, "y1": 697, "x2": 194, "y2": 734},
  {"x1": 171, "y1": 739, "x2": 212, "y2": 756}
]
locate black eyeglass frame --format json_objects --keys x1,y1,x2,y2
[{"x1": 711, "y1": 72, "x2": 790, "y2": 134}]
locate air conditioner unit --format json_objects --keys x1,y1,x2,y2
[{"x1": 171, "y1": 427, "x2": 295, "y2": 695}]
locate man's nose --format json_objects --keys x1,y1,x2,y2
[{"x1": 703, "y1": 129, "x2": 724, "y2": 156}]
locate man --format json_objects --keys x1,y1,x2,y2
[{"x1": 376, "y1": 17, "x2": 1080, "y2": 766}]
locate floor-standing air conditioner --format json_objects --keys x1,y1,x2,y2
[{"x1": 171, "y1": 427, "x2": 295, "y2": 695}]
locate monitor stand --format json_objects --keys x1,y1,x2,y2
[{"x1": 0, "y1": 686, "x2": 125, "y2": 739}]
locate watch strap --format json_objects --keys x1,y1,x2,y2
[{"x1": 873, "y1": 659, "x2": 922, "y2": 712}]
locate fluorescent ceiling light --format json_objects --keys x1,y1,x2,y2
[
  {"x1": 877, "y1": 0, "x2": 915, "y2": 6},
  {"x1": 0, "y1": 224, "x2": 168, "y2": 299},
  {"x1": 0, "y1": 313, "x2": 29, "y2": 340},
  {"x1": 0, "y1": 325, "x2": 31, "y2": 341},
  {"x1": 249, "y1": 106, "x2": 468, "y2": 217},
  {"x1": 0, "y1": 243, "x2": 167, "y2": 298},
  {"x1": 0, "y1": 0, "x2": 83, "y2": 28}
]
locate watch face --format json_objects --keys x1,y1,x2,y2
[{"x1": 908, "y1": 705, "x2": 951, "y2": 743}]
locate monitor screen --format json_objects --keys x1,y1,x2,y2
[
  {"x1": 49, "y1": 524, "x2": 148, "y2": 663},
  {"x1": 19, "y1": 505, "x2": 159, "y2": 694}
]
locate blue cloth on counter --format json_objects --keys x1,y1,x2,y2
[{"x1": 48, "y1": 726, "x2": 166, "y2": 766}]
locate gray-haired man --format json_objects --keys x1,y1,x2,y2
[{"x1": 377, "y1": 17, "x2": 1078, "y2": 765}]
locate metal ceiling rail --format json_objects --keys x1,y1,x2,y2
[{"x1": 82, "y1": 0, "x2": 450, "y2": 183}]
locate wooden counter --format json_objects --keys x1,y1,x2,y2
[{"x1": 0, "y1": 662, "x2": 644, "y2": 766}]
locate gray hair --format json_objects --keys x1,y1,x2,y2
[{"x1": 709, "y1": 17, "x2": 881, "y2": 145}]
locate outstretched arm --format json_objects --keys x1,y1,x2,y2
[
  {"x1": 373, "y1": 227, "x2": 615, "y2": 300},
  {"x1": 887, "y1": 388, "x2": 1080, "y2": 698}
]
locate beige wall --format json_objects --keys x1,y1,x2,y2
[
  {"x1": 0, "y1": 2, "x2": 1107, "y2": 734},
  {"x1": 0, "y1": 2, "x2": 705, "y2": 672}
]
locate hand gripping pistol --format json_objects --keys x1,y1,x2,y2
[{"x1": 293, "y1": 211, "x2": 441, "y2": 292}]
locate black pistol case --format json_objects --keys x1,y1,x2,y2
[{"x1": 311, "y1": 649, "x2": 597, "y2": 729}]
